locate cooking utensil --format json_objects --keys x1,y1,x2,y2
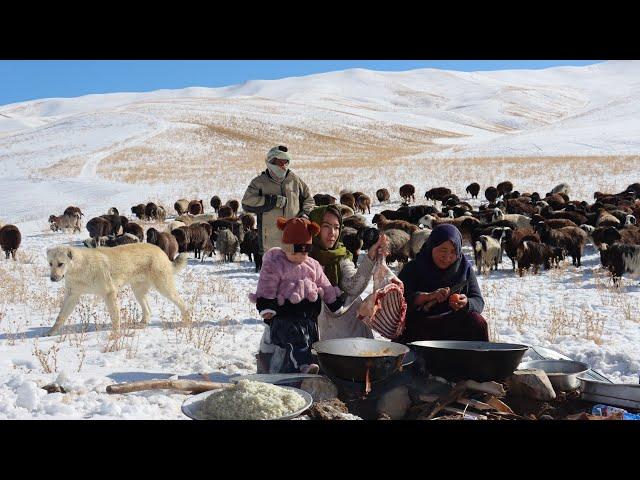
[
  {"x1": 181, "y1": 385, "x2": 313, "y2": 420},
  {"x1": 409, "y1": 340, "x2": 529, "y2": 382},
  {"x1": 311, "y1": 337, "x2": 409, "y2": 384},
  {"x1": 578, "y1": 376, "x2": 640, "y2": 409},
  {"x1": 525, "y1": 345, "x2": 612, "y2": 383},
  {"x1": 519, "y1": 360, "x2": 589, "y2": 392}
]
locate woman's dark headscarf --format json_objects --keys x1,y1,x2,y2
[{"x1": 412, "y1": 223, "x2": 472, "y2": 293}]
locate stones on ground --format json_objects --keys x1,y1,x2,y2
[{"x1": 506, "y1": 369, "x2": 557, "y2": 401}]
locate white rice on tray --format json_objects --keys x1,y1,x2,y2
[{"x1": 203, "y1": 379, "x2": 307, "y2": 420}]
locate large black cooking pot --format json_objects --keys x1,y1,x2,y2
[
  {"x1": 409, "y1": 340, "x2": 529, "y2": 382},
  {"x1": 312, "y1": 338, "x2": 410, "y2": 384}
]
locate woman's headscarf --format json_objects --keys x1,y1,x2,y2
[
  {"x1": 308, "y1": 205, "x2": 352, "y2": 286},
  {"x1": 412, "y1": 223, "x2": 472, "y2": 294}
]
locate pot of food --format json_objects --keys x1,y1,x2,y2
[
  {"x1": 519, "y1": 360, "x2": 589, "y2": 392},
  {"x1": 312, "y1": 338, "x2": 410, "y2": 384},
  {"x1": 409, "y1": 340, "x2": 529, "y2": 382}
]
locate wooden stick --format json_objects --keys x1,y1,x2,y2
[
  {"x1": 426, "y1": 382, "x2": 468, "y2": 420},
  {"x1": 485, "y1": 396, "x2": 514, "y2": 414},
  {"x1": 106, "y1": 379, "x2": 229, "y2": 395}
]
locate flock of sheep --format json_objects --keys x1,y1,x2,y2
[
  {"x1": 313, "y1": 181, "x2": 640, "y2": 285},
  {"x1": 1, "y1": 180, "x2": 639, "y2": 288}
]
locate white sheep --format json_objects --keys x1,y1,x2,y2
[
  {"x1": 409, "y1": 228, "x2": 432, "y2": 259},
  {"x1": 176, "y1": 213, "x2": 216, "y2": 225},
  {"x1": 165, "y1": 220, "x2": 187, "y2": 234},
  {"x1": 216, "y1": 228, "x2": 239, "y2": 262},
  {"x1": 474, "y1": 235, "x2": 502, "y2": 274},
  {"x1": 491, "y1": 208, "x2": 532, "y2": 229},
  {"x1": 551, "y1": 183, "x2": 570, "y2": 196}
]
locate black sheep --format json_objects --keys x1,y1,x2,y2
[
  {"x1": 0, "y1": 225, "x2": 21, "y2": 260},
  {"x1": 465, "y1": 182, "x2": 480, "y2": 199},
  {"x1": 600, "y1": 243, "x2": 640, "y2": 286},
  {"x1": 240, "y1": 229, "x2": 261, "y2": 272},
  {"x1": 210, "y1": 195, "x2": 222, "y2": 213}
]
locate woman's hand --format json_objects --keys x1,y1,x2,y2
[
  {"x1": 367, "y1": 233, "x2": 389, "y2": 261},
  {"x1": 414, "y1": 288, "x2": 449, "y2": 306},
  {"x1": 448, "y1": 293, "x2": 468, "y2": 311}
]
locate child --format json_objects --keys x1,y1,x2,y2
[{"x1": 249, "y1": 216, "x2": 342, "y2": 374}]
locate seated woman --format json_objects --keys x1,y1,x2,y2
[{"x1": 396, "y1": 223, "x2": 489, "y2": 343}]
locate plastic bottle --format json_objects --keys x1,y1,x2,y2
[{"x1": 592, "y1": 404, "x2": 640, "y2": 420}]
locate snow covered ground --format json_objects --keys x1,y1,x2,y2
[{"x1": 1, "y1": 61, "x2": 639, "y2": 419}]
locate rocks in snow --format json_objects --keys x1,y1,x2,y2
[{"x1": 506, "y1": 369, "x2": 556, "y2": 401}]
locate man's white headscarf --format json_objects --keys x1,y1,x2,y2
[{"x1": 265, "y1": 145, "x2": 291, "y2": 182}]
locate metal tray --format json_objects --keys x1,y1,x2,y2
[
  {"x1": 181, "y1": 385, "x2": 313, "y2": 420},
  {"x1": 579, "y1": 376, "x2": 640, "y2": 409}
]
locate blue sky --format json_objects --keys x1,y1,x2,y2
[{"x1": 0, "y1": 60, "x2": 603, "y2": 107}]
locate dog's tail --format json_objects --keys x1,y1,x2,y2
[{"x1": 172, "y1": 253, "x2": 189, "y2": 273}]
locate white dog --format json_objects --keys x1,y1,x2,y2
[{"x1": 46, "y1": 243, "x2": 190, "y2": 336}]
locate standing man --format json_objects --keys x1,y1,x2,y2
[{"x1": 242, "y1": 145, "x2": 315, "y2": 270}]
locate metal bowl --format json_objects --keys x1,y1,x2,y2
[
  {"x1": 519, "y1": 360, "x2": 589, "y2": 392},
  {"x1": 409, "y1": 340, "x2": 529, "y2": 382},
  {"x1": 181, "y1": 385, "x2": 313, "y2": 420}
]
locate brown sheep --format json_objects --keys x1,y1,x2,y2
[
  {"x1": 188, "y1": 224, "x2": 213, "y2": 262},
  {"x1": 336, "y1": 205, "x2": 354, "y2": 219},
  {"x1": 342, "y1": 215, "x2": 367, "y2": 233},
  {"x1": 376, "y1": 188, "x2": 390, "y2": 203},
  {"x1": 226, "y1": 199, "x2": 240, "y2": 216},
  {"x1": 64, "y1": 206, "x2": 84, "y2": 218},
  {"x1": 313, "y1": 193, "x2": 337, "y2": 206},
  {"x1": 530, "y1": 215, "x2": 578, "y2": 230},
  {"x1": 86, "y1": 217, "x2": 113, "y2": 244},
  {"x1": 131, "y1": 204, "x2": 147, "y2": 220},
  {"x1": 0, "y1": 225, "x2": 21, "y2": 260},
  {"x1": 340, "y1": 193, "x2": 356, "y2": 211},
  {"x1": 535, "y1": 224, "x2": 588, "y2": 267},
  {"x1": 595, "y1": 208, "x2": 621, "y2": 228},
  {"x1": 144, "y1": 202, "x2": 159, "y2": 221},
  {"x1": 217, "y1": 205, "x2": 234, "y2": 219},
  {"x1": 352, "y1": 192, "x2": 365, "y2": 204},
  {"x1": 516, "y1": 241, "x2": 563, "y2": 276},
  {"x1": 503, "y1": 227, "x2": 541, "y2": 270},
  {"x1": 240, "y1": 229, "x2": 261, "y2": 271},
  {"x1": 496, "y1": 181, "x2": 514, "y2": 197},
  {"x1": 146, "y1": 227, "x2": 179, "y2": 261},
  {"x1": 424, "y1": 187, "x2": 452, "y2": 203},
  {"x1": 171, "y1": 227, "x2": 190, "y2": 254},
  {"x1": 373, "y1": 210, "x2": 411, "y2": 223},
  {"x1": 210, "y1": 195, "x2": 222, "y2": 213},
  {"x1": 506, "y1": 198, "x2": 537, "y2": 216},
  {"x1": 123, "y1": 223, "x2": 144, "y2": 242},
  {"x1": 356, "y1": 194, "x2": 371, "y2": 214},
  {"x1": 100, "y1": 214, "x2": 127, "y2": 236},
  {"x1": 373, "y1": 213, "x2": 418, "y2": 235},
  {"x1": 49, "y1": 214, "x2": 81, "y2": 233},
  {"x1": 174, "y1": 199, "x2": 189, "y2": 215},
  {"x1": 188, "y1": 200, "x2": 204, "y2": 215},
  {"x1": 541, "y1": 193, "x2": 567, "y2": 210},
  {"x1": 240, "y1": 213, "x2": 256, "y2": 232},
  {"x1": 540, "y1": 206, "x2": 587, "y2": 226},
  {"x1": 399, "y1": 184, "x2": 415, "y2": 203}
]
